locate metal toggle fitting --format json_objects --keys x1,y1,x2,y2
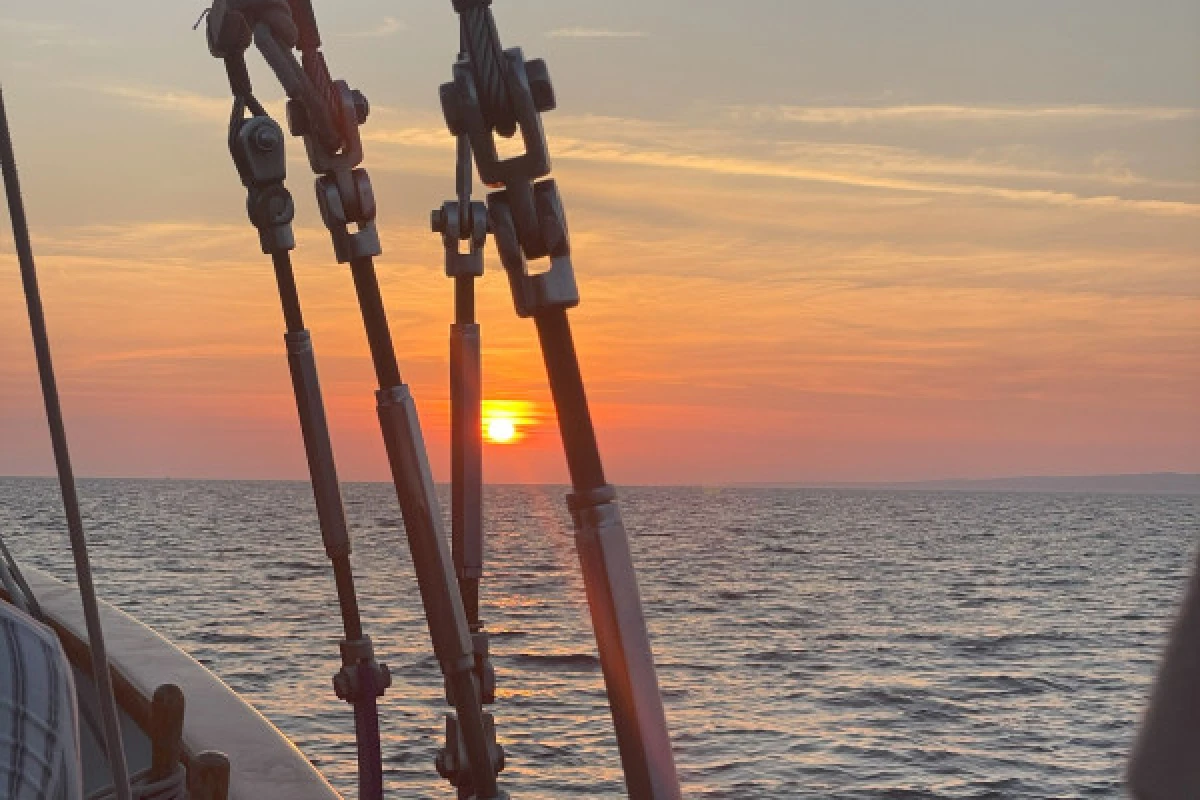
[
  {"x1": 488, "y1": 179, "x2": 578, "y2": 318},
  {"x1": 316, "y1": 167, "x2": 380, "y2": 263},
  {"x1": 205, "y1": 0, "x2": 253, "y2": 59},
  {"x1": 229, "y1": 115, "x2": 296, "y2": 254},
  {"x1": 432, "y1": 199, "x2": 488, "y2": 278},
  {"x1": 440, "y1": 48, "x2": 555, "y2": 188},
  {"x1": 288, "y1": 79, "x2": 365, "y2": 174},
  {"x1": 206, "y1": 0, "x2": 298, "y2": 54},
  {"x1": 285, "y1": 80, "x2": 380, "y2": 264}
]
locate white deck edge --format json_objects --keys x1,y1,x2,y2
[{"x1": 17, "y1": 565, "x2": 344, "y2": 800}]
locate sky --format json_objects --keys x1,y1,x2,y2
[{"x1": 1, "y1": 0, "x2": 1197, "y2": 485}]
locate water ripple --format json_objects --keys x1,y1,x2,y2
[{"x1": 0, "y1": 479, "x2": 1195, "y2": 798}]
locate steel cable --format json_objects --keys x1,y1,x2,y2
[
  {"x1": 0, "y1": 534, "x2": 43, "y2": 618},
  {"x1": 459, "y1": 9, "x2": 515, "y2": 135},
  {"x1": 233, "y1": 0, "x2": 297, "y2": 46}
]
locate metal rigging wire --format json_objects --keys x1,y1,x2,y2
[
  {"x1": 438, "y1": 1, "x2": 684, "y2": 796},
  {"x1": 458, "y1": 5, "x2": 514, "y2": 136},
  {"x1": 0, "y1": 86, "x2": 134, "y2": 800},
  {"x1": 0, "y1": 533, "x2": 43, "y2": 618}
]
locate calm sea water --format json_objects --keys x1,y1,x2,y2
[{"x1": 0, "y1": 478, "x2": 1196, "y2": 798}]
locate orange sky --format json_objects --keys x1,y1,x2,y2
[{"x1": 1, "y1": 2, "x2": 1198, "y2": 485}]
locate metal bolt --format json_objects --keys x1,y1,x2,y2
[
  {"x1": 267, "y1": 194, "x2": 289, "y2": 223},
  {"x1": 252, "y1": 125, "x2": 281, "y2": 152},
  {"x1": 351, "y1": 89, "x2": 370, "y2": 125}
]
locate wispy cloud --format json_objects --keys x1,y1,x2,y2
[
  {"x1": 93, "y1": 85, "x2": 293, "y2": 129},
  {"x1": 546, "y1": 134, "x2": 1200, "y2": 217},
  {"x1": 363, "y1": 125, "x2": 454, "y2": 150},
  {"x1": 354, "y1": 111, "x2": 1200, "y2": 218},
  {"x1": 0, "y1": 16, "x2": 106, "y2": 47},
  {"x1": 97, "y1": 85, "x2": 231, "y2": 123},
  {"x1": 733, "y1": 104, "x2": 1200, "y2": 126},
  {"x1": 336, "y1": 17, "x2": 405, "y2": 38},
  {"x1": 546, "y1": 27, "x2": 648, "y2": 40},
  {"x1": 0, "y1": 17, "x2": 63, "y2": 35},
  {"x1": 94, "y1": 84, "x2": 1200, "y2": 219}
]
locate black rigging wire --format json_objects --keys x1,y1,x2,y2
[
  {"x1": 0, "y1": 86, "x2": 134, "y2": 800},
  {"x1": 0, "y1": 534, "x2": 43, "y2": 618}
]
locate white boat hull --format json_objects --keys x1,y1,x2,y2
[{"x1": 6, "y1": 565, "x2": 342, "y2": 800}]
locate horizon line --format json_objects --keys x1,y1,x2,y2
[{"x1": 2, "y1": 471, "x2": 1197, "y2": 491}]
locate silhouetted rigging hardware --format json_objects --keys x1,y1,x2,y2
[
  {"x1": 203, "y1": 1, "x2": 505, "y2": 798},
  {"x1": 204, "y1": 4, "x2": 388, "y2": 799},
  {"x1": 431, "y1": 38, "x2": 502, "y2": 800},
  {"x1": 440, "y1": 1, "x2": 684, "y2": 798}
]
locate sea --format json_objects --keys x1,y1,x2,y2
[{"x1": 0, "y1": 477, "x2": 1196, "y2": 798}]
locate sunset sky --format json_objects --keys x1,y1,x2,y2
[{"x1": 1, "y1": 0, "x2": 1197, "y2": 485}]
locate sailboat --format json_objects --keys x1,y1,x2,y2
[{"x1": 1, "y1": 1, "x2": 681, "y2": 798}]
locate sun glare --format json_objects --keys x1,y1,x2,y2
[
  {"x1": 482, "y1": 400, "x2": 536, "y2": 445},
  {"x1": 486, "y1": 417, "x2": 517, "y2": 444}
]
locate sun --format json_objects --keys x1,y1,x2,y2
[
  {"x1": 485, "y1": 417, "x2": 517, "y2": 444},
  {"x1": 481, "y1": 399, "x2": 536, "y2": 445}
]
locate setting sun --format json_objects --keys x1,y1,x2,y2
[
  {"x1": 485, "y1": 417, "x2": 517, "y2": 444},
  {"x1": 481, "y1": 400, "x2": 538, "y2": 446}
]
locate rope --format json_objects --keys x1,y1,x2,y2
[
  {"x1": 87, "y1": 765, "x2": 188, "y2": 800},
  {"x1": 0, "y1": 86, "x2": 134, "y2": 800}
]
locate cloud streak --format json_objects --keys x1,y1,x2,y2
[
  {"x1": 0, "y1": 17, "x2": 64, "y2": 35},
  {"x1": 363, "y1": 115, "x2": 1200, "y2": 218},
  {"x1": 336, "y1": 17, "x2": 405, "y2": 38},
  {"x1": 96, "y1": 85, "x2": 1200, "y2": 218},
  {"x1": 0, "y1": 16, "x2": 106, "y2": 47},
  {"x1": 733, "y1": 104, "x2": 1200, "y2": 126},
  {"x1": 546, "y1": 27, "x2": 648, "y2": 40},
  {"x1": 547, "y1": 134, "x2": 1200, "y2": 217},
  {"x1": 97, "y1": 85, "x2": 231, "y2": 123}
]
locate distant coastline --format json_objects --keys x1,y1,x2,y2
[{"x1": 757, "y1": 473, "x2": 1200, "y2": 495}]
